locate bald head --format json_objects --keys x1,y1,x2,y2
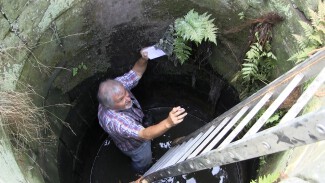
[{"x1": 97, "y1": 79, "x2": 124, "y2": 108}]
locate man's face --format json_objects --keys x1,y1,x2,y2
[{"x1": 112, "y1": 86, "x2": 132, "y2": 110}]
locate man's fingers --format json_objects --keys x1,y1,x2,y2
[
  {"x1": 171, "y1": 106, "x2": 181, "y2": 114},
  {"x1": 174, "y1": 108, "x2": 185, "y2": 116},
  {"x1": 177, "y1": 112, "x2": 187, "y2": 120},
  {"x1": 142, "y1": 51, "x2": 148, "y2": 57}
]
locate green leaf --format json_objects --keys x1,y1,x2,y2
[
  {"x1": 238, "y1": 12, "x2": 245, "y2": 20},
  {"x1": 72, "y1": 68, "x2": 78, "y2": 76}
]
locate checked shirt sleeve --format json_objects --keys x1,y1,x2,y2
[{"x1": 115, "y1": 70, "x2": 140, "y2": 90}]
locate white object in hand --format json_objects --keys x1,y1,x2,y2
[{"x1": 143, "y1": 46, "x2": 166, "y2": 59}]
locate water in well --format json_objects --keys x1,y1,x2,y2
[
  {"x1": 58, "y1": 72, "x2": 254, "y2": 183},
  {"x1": 89, "y1": 107, "x2": 244, "y2": 183}
]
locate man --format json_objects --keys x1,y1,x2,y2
[{"x1": 97, "y1": 49, "x2": 187, "y2": 173}]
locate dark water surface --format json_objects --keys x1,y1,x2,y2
[{"x1": 90, "y1": 107, "x2": 243, "y2": 183}]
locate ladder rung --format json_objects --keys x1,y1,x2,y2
[
  {"x1": 177, "y1": 125, "x2": 216, "y2": 162},
  {"x1": 187, "y1": 117, "x2": 230, "y2": 159},
  {"x1": 280, "y1": 67, "x2": 325, "y2": 124},
  {"x1": 201, "y1": 106, "x2": 250, "y2": 154},
  {"x1": 243, "y1": 73, "x2": 304, "y2": 138},
  {"x1": 158, "y1": 140, "x2": 191, "y2": 170},
  {"x1": 218, "y1": 92, "x2": 273, "y2": 149},
  {"x1": 145, "y1": 143, "x2": 182, "y2": 175}
]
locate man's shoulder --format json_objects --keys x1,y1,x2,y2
[
  {"x1": 98, "y1": 106, "x2": 126, "y2": 123},
  {"x1": 98, "y1": 105, "x2": 114, "y2": 122}
]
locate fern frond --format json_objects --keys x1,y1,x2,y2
[
  {"x1": 202, "y1": 19, "x2": 218, "y2": 44},
  {"x1": 309, "y1": 0, "x2": 325, "y2": 35},
  {"x1": 292, "y1": 46, "x2": 317, "y2": 64},
  {"x1": 309, "y1": 7, "x2": 320, "y2": 28},
  {"x1": 163, "y1": 9, "x2": 218, "y2": 64},
  {"x1": 316, "y1": 23, "x2": 325, "y2": 34},
  {"x1": 309, "y1": 34, "x2": 323, "y2": 45},
  {"x1": 257, "y1": 172, "x2": 280, "y2": 183},
  {"x1": 318, "y1": 0, "x2": 325, "y2": 18},
  {"x1": 246, "y1": 43, "x2": 262, "y2": 60},
  {"x1": 242, "y1": 62, "x2": 258, "y2": 80},
  {"x1": 175, "y1": 10, "x2": 205, "y2": 43},
  {"x1": 173, "y1": 37, "x2": 192, "y2": 64},
  {"x1": 288, "y1": 51, "x2": 302, "y2": 62},
  {"x1": 289, "y1": 1, "x2": 325, "y2": 64},
  {"x1": 267, "y1": 52, "x2": 277, "y2": 60},
  {"x1": 292, "y1": 34, "x2": 309, "y2": 50},
  {"x1": 299, "y1": 21, "x2": 314, "y2": 38}
]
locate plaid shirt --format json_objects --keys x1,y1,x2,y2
[{"x1": 98, "y1": 70, "x2": 146, "y2": 152}]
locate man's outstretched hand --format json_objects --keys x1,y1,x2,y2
[
  {"x1": 140, "y1": 49, "x2": 149, "y2": 61},
  {"x1": 139, "y1": 106, "x2": 187, "y2": 140},
  {"x1": 166, "y1": 106, "x2": 187, "y2": 128},
  {"x1": 133, "y1": 49, "x2": 149, "y2": 77}
]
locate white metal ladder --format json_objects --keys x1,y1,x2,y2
[{"x1": 141, "y1": 50, "x2": 325, "y2": 183}]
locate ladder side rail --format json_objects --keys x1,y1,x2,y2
[
  {"x1": 243, "y1": 74, "x2": 304, "y2": 138},
  {"x1": 201, "y1": 106, "x2": 249, "y2": 154},
  {"x1": 186, "y1": 117, "x2": 231, "y2": 159},
  {"x1": 218, "y1": 92, "x2": 273, "y2": 150},
  {"x1": 141, "y1": 108, "x2": 325, "y2": 183},
  {"x1": 280, "y1": 67, "x2": 325, "y2": 124},
  {"x1": 176, "y1": 50, "x2": 325, "y2": 145}
]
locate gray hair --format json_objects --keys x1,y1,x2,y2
[{"x1": 97, "y1": 79, "x2": 124, "y2": 108}]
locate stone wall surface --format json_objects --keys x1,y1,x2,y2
[{"x1": 0, "y1": 0, "x2": 323, "y2": 182}]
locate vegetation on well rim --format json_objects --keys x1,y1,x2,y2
[
  {"x1": 231, "y1": 12, "x2": 284, "y2": 99},
  {"x1": 0, "y1": 88, "x2": 55, "y2": 153},
  {"x1": 156, "y1": 9, "x2": 218, "y2": 65},
  {"x1": 0, "y1": 84, "x2": 56, "y2": 179},
  {"x1": 250, "y1": 172, "x2": 280, "y2": 183},
  {"x1": 288, "y1": 0, "x2": 325, "y2": 64}
]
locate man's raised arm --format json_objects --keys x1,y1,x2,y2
[{"x1": 132, "y1": 49, "x2": 149, "y2": 78}]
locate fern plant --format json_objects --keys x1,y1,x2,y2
[
  {"x1": 233, "y1": 33, "x2": 277, "y2": 99},
  {"x1": 156, "y1": 9, "x2": 218, "y2": 64},
  {"x1": 250, "y1": 172, "x2": 280, "y2": 183},
  {"x1": 242, "y1": 41, "x2": 276, "y2": 83},
  {"x1": 288, "y1": 0, "x2": 325, "y2": 64}
]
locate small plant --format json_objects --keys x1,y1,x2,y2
[
  {"x1": 238, "y1": 12, "x2": 245, "y2": 20},
  {"x1": 259, "y1": 156, "x2": 267, "y2": 167},
  {"x1": 241, "y1": 33, "x2": 277, "y2": 83},
  {"x1": 156, "y1": 9, "x2": 218, "y2": 64},
  {"x1": 233, "y1": 33, "x2": 277, "y2": 99},
  {"x1": 72, "y1": 62, "x2": 87, "y2": 76},
  {"x1": 250, "y1": 172, "x2": 280, "y2": 183},
  {"x1": 288, "y1": 0, "x2": 325, "y2": 64}
]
